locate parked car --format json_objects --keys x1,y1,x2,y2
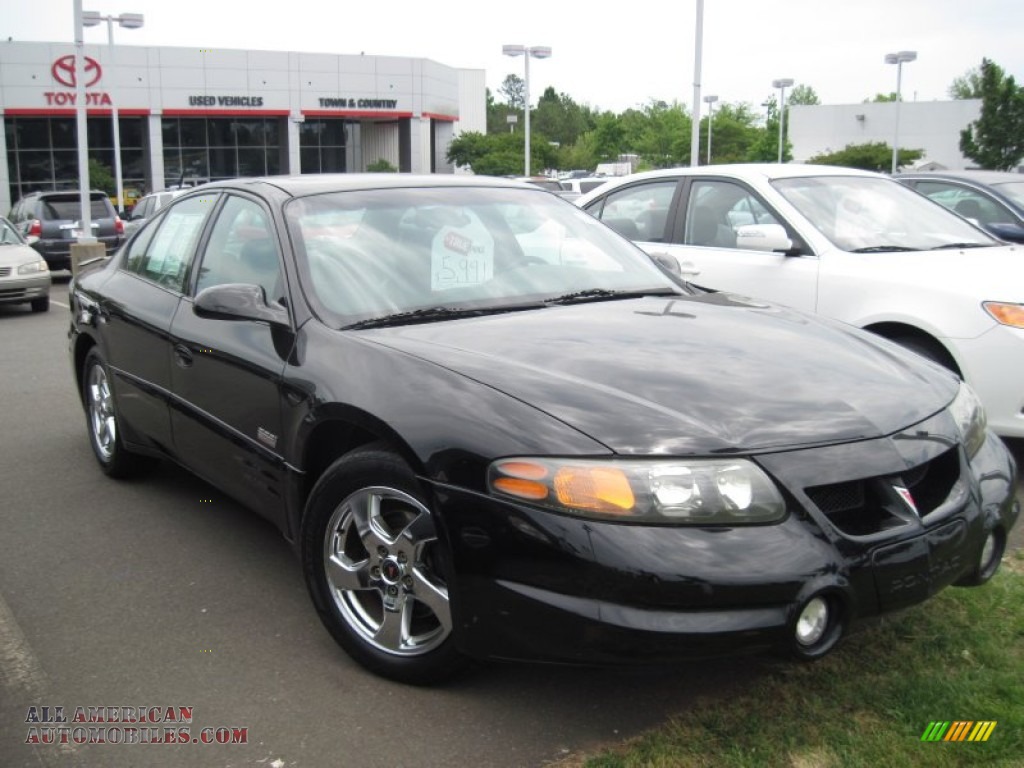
[
  {"x1": 560, "y1": 177, "x2": 612, "y2": 196},
  {"x1": 576, "y1": 164, "x2": 1024, "y2": 439},
  {"x1": 8, "y1": 190, "x2": 123, "y2": 271},
  {"x1": 896, "y1": 170, "x2": 1024, "y2": 244},
  {"x1": 68, "y1": 174, "x2": 1018, "y2": 684},
  {"x1": 0, "y1": 215, "x2": 50, "y2": 312},
  {"x1": 123, "y1": 189, "x2": 189, "y2": 237}
]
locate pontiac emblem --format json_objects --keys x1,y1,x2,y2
[{"x1": 894, "y1": 485, "x2": 919, "y2": 516}]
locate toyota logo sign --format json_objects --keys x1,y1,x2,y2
[{"x1": 51, "y1": 55, "x2": 103, "y2": 88}]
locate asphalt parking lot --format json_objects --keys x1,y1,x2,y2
[{"x1": 2, "y1": 276, "x2": 1021, "y2": 768}]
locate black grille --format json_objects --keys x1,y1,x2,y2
[
  {"x1": 805, "y1": 447, "x2": 961, "y2": 536},
  {"x1": 0, "y1": 267, "x2": 11, "y2": 277}
]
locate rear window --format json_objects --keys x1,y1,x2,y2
[{"x1": 40, "y1": 195, "x2": 113, "y2": 221}]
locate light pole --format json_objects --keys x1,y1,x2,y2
[
  {"x1": 772, "y1": 78, "x2": 794, "y2": 164},
  {"x1": 502, "y1": 44, "x2": 552, "y2": 177},
  {"x1": 703, "y1": 94, "x2": 718, "y2": 164},
  {"x1": 83, "y1": 9, "x2": 144, "y2": 215},
  {"x1": 885, "y1": 50, "x2": 917, "y2": 174},
  {"x1": 73, "y1": 0, "x2": 93, "y2": 245},
  {"x1": 690, "y1": 0, "x2": 704, "y2": 167}
]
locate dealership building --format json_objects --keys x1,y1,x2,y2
[{"x1": 0, "y1": 40, "x2": 486, "y2": 213}]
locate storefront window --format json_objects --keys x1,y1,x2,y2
[
  {"x1": 161, "y1": 117, "x2": 282, "y2": 186},
  {"x1": 299, "y1": 118, "x2": 346, "y2": 174},
  {"x1": 5, "y1": 116, "x2": 146, "y2": 204}
]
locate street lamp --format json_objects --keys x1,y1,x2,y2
[
  {"x1": 83, "y1": 9, "x2": 145, "y2": 215},
  {"x1": 703, "y1": 94, "x2": 718, "y2": 165},
  {"x1": 772, "y1": 78, "x2": 794, "y2": 164},
  {"x1": 885, "y1": 50, "x2": 917, "y2": 174},
  {"x1": 502, "y1": 44, "x2": 552, "y2": 177}
]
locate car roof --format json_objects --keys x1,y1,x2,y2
[
  {"x1": 628, "y1": 164, "x2": 879, "y2": 181},
  {"x1": 574, "y1": 164, "x2": 884, "y2": 203},
  {"x1": 197, "y1": 173, "x2": 541, "y2": 198},
  {"x1": 897, "y1": 170, "x2": 1024, "y2": 185}
]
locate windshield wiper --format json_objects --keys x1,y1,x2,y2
[
  {"x1": 929, "y1": 242, "x2": 990, "y2": 250},
  {"x1": 343, "y1": 304, "x2": 540, "y2": 330},
  {"x1": 849, "y1": 245, "x2": 920, "y2": 253},
  {"x1": 544, "y1": 287, "x2": 678, "y2": 305}
]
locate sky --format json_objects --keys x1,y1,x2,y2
[{"x1": 2, "y1": 0, "x2": 1022, "y2": 115}]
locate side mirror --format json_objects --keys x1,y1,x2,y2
[
  {"x1": 650, "y1": 251, "x2": 700, "y2": 278},
  {"x1": 735, "y1": 223, "x2": 794, "y2": 254},
  {"x1": 194, "y1": 283, "x2": 288, "y2": 326}
]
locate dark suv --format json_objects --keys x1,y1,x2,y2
[{"x1": 9, "y1": 190, "x2": 123, "y2": 270}]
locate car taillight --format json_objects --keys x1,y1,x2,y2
[
  {"x1": 114, "y1": 217, "x2": 124, "y2": 236},
  {"x1": 28, "y1": 219, "x2": 42, "y2": 238}
]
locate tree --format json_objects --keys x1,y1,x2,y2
[
  {"x1": 959, "y1": 59, "x2": 1024, "y2": 170},
  {"x1": 745, "y1": 96, "x2": 790, "y2": 162},
  {"x1": 788, "y1": 84, "x2": 820, "y2": 106},
  {"x1": 866, "y1": 93, "x2": 898, "y2": 103},
  {"x1": 446, "y1": 130, "x2": 556, "y2": 176},
  {"x1": 532, "y1": 87, "x2": 594, "y2": 148},
  {"x1": 498, "y1": 74, "x2": 525, "y2": 110},
  {"x1": 807, "y1": 142, "x2": 923, "y2": 172},
  {"x1": 366, "y1": 159, "x2": 397, "y2": 172},
  {"x1": 949, "y1": 67, "x2": 983, "y2": 99},
  {"x1": 701, "y1": 103, "x2": 760, "y2": 164},
  {"x1": 88, "y1": 158, "x2": 116, "y2": 195}
]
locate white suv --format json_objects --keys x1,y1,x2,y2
[{"x1": 577, "y1": 164, "x2": 1024, "y2": 438}]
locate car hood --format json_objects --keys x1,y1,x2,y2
[
  {"x1": 0, "y1": 243, "x2": 47, "y2": 267},
  {"x1": 828, "y1": 244, "x2": 1024, "y2": 299},
  {"x1": 363, "y1": 294, "x2": 959, "y2": 455}
]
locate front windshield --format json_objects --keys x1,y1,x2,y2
[
  {"x1": 772, "y1": 175, "x2": 997, "y2": 252},
  {"x1": 995, "y1": 181, "x2": 1024, "y2": 207},
  {"x1": 285, "y1": 186, "x2": 681, "y2": 327}
]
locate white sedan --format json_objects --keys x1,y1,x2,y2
[{"x1": 577, "y1": 164, "x2": 1024, "y2": 438}]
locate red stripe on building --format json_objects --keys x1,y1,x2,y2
[
  {"x1": 422, "y1": 113, "x2": 459, "y2": 122},
  {"x1": 301, "y1": 110, "x2": 415, "y2": 120},
  {"x1": 161, "y1": 109, "x2": 290, "y2": 117},
  {"x1": 3, "y1": 108, "x2": 151, "y2": 117}
]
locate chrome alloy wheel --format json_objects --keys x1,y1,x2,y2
[
  {"x1": 323, "y1": 486, "x2": 452, "y2": 657},
  {"x1": 87, "y1": 362, "x2": 117, "y2": 461}
]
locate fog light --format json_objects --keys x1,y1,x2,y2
[{"x1": 796, "y1": 597, "x2": 829, "y2": 646}]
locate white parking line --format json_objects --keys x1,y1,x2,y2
[
  {"x1": 51, "y1": 299, "x2": 69, "y2": 309},
  {"x1": 0, "y1": 592, "x2": 79, "y2": 758}
]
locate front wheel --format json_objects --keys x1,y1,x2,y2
[
  {"x1": 302, "y1": 446, "x2": 466, "y2": 685},
  {"x1": 82, "y1": 349, "x2": 154, "y2": 478}
]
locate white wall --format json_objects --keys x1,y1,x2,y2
[{"x1": 789, "y1": 100, "x2": 982, "y2": 170}]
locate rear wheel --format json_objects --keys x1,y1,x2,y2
[
  {"x1": 82, "y1": 349, "x2": 155, "y2": 477},
  {"x1": 302, "y1": 446, "x2": 466, "y2": 685}
]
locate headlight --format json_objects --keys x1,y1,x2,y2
[
  {"x1": 488, "y1": 457, "x2": 786, "y2": 524},
  {"x1": 17, "y1": 260, "x2": 48, "y2": 275},
  {"x1": 983, "y1": 301, "x2": 1024, "y2": 329},
  {"x1": 949, "y1": 383, "x2": 987, "y2": 458}
]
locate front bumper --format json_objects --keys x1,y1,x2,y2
[
  {"x1": 954, "y1": 322, "x2": 1024, "y2": 438},
  {"x1": 432, "y1": 419, "x2": 1018, "y2": 665},
  {"x1": 0, "y1": 272, "x2": 50, "y2": 305}
]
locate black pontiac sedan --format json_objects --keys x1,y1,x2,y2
[{"x1": 68, "y1": 175, "x2": 1019, "y2": 684}]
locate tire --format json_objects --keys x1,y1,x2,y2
[
  {"x1": 30, "y1": 296, "x2": 49, "y2": 313},
  {"x1": 82, "y1": 349, "x2": 155, "y2": 478},
  {"x1": 302, "y1": 446, "x2": 466, "y2": 685}
]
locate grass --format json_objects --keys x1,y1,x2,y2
[{"x1": 557, "y1": 550, "x2": 1024, "y2": 768}]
